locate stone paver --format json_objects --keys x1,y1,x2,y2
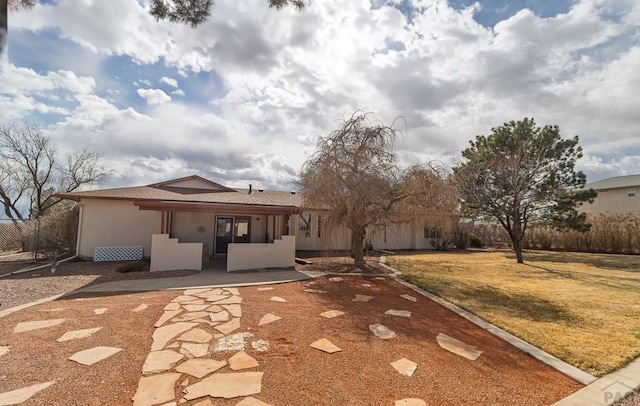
[
  {"x1": 400, "y1": 294, "x2": 417, "y2": 302},
  {"x1": 229, "y1": 351, "x2": 260, "y2": 370},
  {"x1": 56, "y1": 327, "x2": 102, "y2": 342},
  {"x1": 258, "y1": 313, "x2": 282, "y2": 326},
  {"x1": 176, "y1": 359, "x2": 227, "y2": 378},
  {"x1": 369, "y1": 323, "x2": 396, "y2": 339},
  {"x1": 178, "y1": 328, "x2": 213, "y2": 343},
  {"x1": 142, "y1": 350, "x2": 184, "y2": 374},
  {"x1": 181, "y1": 342, "x2": 210, "y2": 358},
  {"x1": 183, "y1": 304, "x2": 210, "y2": 312},
  {"x1": 270, "y1": 296, "x2": 287, "y2": 303},
  {"x1": 225, "y1": 288, "x2": 240, "y2": 295},
  {"x1": 320, "y1": 310, "x2": 345, "y2": 319},
  {"x1": 40, "y1": 307, "x2": 67, "y2": 312},
  {"x1": 361, "y1": 283, "x2": 372, "y2": 287},
  {"x1": 214, "y1": 296, "x2": 243, "y2": 305},
  {"x1": 193, "y1": 398, "x2": 213, "y2": 406},
  {"x1": 172, "y1": 295, "x2": 203, "y2": 303},
  {"x1": 132, "y1": 373, "x2": 181, "y2": 406},
  {"x1": 352, "y1": 294, "x2": 374, "y2": 302},
  {"x1": 132, "y1": 304, "x2": 149, "y2": 312},
  {"x1": 329, "y1": 277, "x2": 344, "y2": 282},
  {"x1": 236, "y1": 396, "x2": 273, "y2": 406},
  {"x1": 304, "y1": 289, "x2": 328, "y2": 294},
  {"x1": 207, "y1": 304, "x2": 223, "y2": 312},
  {"x1": 310, "y1": 338, "x2": 342, "y2": 354},
  {"x1": 215, "y1": 318, "x2": 241, "y2": 335},
  {"x1": 14, "y1": 318, "x2": 66, "y2": 333},
  {"x1": 155, "y1": 310, "x2": 183, "y2": 328},
  {"x1": 385, "y1": 309, "x2": 411, "y2": 318},
  {"x1": 394, "y1": 399, "x2": 427, "y2": 406},
  {"x1": 151, "y1": 322, "x2": 198, "y2": 351},
  {"x1": 183, "y1": 288, "x2": 212, "y2": 296},
  {"x1": 210, "y1": 310, "x2": 230, "y2": 322},
  {"x1": 0, "y1": 346, "x2": 9, "y2": 357},
  {"x1": 204, "y1": 295, "x2": 230, "y2": 302},
  {"x1": 224, "y1": 304, "x2": 242, "y2": 318},
  {"x1": 68, "y1": 346, "x2": 123, "y2": 366},
  {"x1": 0, "y1": 381, "x2": 55, "y2": 405},
  {"x1": 390, "y1": 358, "x2": 418, "y2": 376},
  {"x1": 163, "y1": 302, "x2": 181, "y2": 311},
  {"x1": 183, "y1": 372, "x2": 264, "y2": 400},
  {"x1": 172, "y1": 311, "x2": 210, "y2": 322},
  {"x1": 94, "y1": 308, "x2": 107, "y2": 314},
  {"x1": 436, "y1": 333, "x2": 482, "y2": 360}
]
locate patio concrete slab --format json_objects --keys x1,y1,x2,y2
[
  {"x1": 68, "y1": 346, "x2": 123, "y2": 366},
  {"x1": 176, "y1": 359, "x2": 227, "y2": 378},
  {"x1": 183, "y1": 372, "x2": 264, "y2": 400},
  {"x1": 133, "y1": 373, "x2": 181, "y2": 406},
  {"x1": 73, "y1": 268, "x2": 311, "y2": 294},
  {"x1": 56, "y1": 327, "x2": 102, "y2": 342},
  {"x1": 14, "y1": 318, "x2": 66, "y2": 333},
  {"x1": 0, "y1": 381, "x2": 55, "y2": 405}
]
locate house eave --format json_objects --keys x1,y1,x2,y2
[{"x1": 133, "y1": 200, "x2": 300, "y2": 215}]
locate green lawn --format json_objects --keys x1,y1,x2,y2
[{"x1": 388, "y1": 250, "x2": 640, "y2": 377}]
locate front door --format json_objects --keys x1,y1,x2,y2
[
  {"x1": 215, "y1": 217, "x2": 234, "y2": 254},
  {"x1": 215, "y1": 216, "x2": 252, "y2": 255}
]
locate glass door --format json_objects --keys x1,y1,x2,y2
[{"x1": 215, "y1": 217, "x2": 233, "y2": 254}]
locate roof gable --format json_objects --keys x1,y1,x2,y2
[
  {"x1": 584, "y1": 174, "x2": 640, "y2": 191},
  {"x1": 149, "y1": 175, "x2": 236, "y2": 194}
]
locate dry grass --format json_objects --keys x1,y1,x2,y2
[{"x1": 387, "y1": 250, "x2": 640, "y2": 377}]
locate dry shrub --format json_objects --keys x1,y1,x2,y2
[{"x1": 522, "y1": 215, "x2": 640, "y2": 254}]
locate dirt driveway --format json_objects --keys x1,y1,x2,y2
[{"x1": 0, "y1": 275, "x2": 582, "y2": 405}]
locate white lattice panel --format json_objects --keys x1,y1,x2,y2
[{"x1": 94, "y1": 246, "x2": 143, "y2": 261}]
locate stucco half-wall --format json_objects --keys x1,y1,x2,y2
[
  {"x1": 227, "y1": 236, "x2": 295, "y2": 271},
  {"x1": 77, "y1": 199, "x2": 160, "y2": 258},
  {"x1": 150, "y1": 234, "x2": 204, "y2": 272}
]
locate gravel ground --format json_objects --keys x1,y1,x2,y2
[
  {"x1": 0, "y1": 258, "x2": 197, "y2": 311},
  {"x1": 615, "y1": 390, "x2": 640, "y2": 405},
  {"x1": 0, "y1": 275, "x2": 583, "y2": 405}
]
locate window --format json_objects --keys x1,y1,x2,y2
[
  {"x1": 299, "y1": 213, "x2": 311, "y2": 237},
  {"x1": 317, "y1": 215, "x2": 321, "y2": 238},
  {"x1": 628, "y1": 188, "x2": 636, "y2": 197},
  {"x1": 423, "y1": 226, "x2": 439, "y2": 239}
]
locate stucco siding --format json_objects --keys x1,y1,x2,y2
[
  {"x1": 77, "y1": 199, "x2": 160, "y2": 258},
  {"x1": 580, "y1": 188, "x2": 640, "y2": 216},
  {"x1": 172, "y1": 212, "x2": 215, "y2": 255}
]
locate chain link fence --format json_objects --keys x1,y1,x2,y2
[{"x1": 0, "y1": 208, "x2": 78, "y2": 261}]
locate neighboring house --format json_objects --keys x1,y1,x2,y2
[
  {"x1": 56, "y1": 175, "x2": 441, "y2": 272},
  {"x1": 580, "y1": 174, "x2": 640, "y2": 216}
]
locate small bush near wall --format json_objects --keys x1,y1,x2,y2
[{"x1": 117, "y1": 260, "x2": 150, "y2": 273}]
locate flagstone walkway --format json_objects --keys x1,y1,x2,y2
[{"x1": 0, "y1": 274, "x2": 584, "y2": 405}]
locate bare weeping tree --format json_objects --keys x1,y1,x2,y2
[
  {"x1": 8, "y1": 0, "x2": 305, "y2": 27},
  {"x1": 0, "y1": 122, "x2": 108, "y2": 223},
  {"x1": 299, "y1": 111, "x2": 458, "y2": 268}
]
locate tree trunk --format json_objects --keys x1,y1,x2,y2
[
  {"x1": 351, "y1": 227, "x2": 365, "y2": 269},
  {"x1": 512, "y1": 238, "x2": 524, "y2": 264}
]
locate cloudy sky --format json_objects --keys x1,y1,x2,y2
[{"x1": 2, "y1": 0, "x2": 639, "y2": 191}]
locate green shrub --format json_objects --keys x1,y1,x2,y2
[
  {"x1": 117, "y1": 260, "x2": 150, "y2": 273},
  {"x1": 470, "y1": 235, "x2": 483, "y2": 248}
]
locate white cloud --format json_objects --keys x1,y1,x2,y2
[
  {"x1": 137, "y1": 88, "x2": 171, "y2": 105},
  {"x1": 160, "y1": 76, "x2": 178, "y2": 88}
]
